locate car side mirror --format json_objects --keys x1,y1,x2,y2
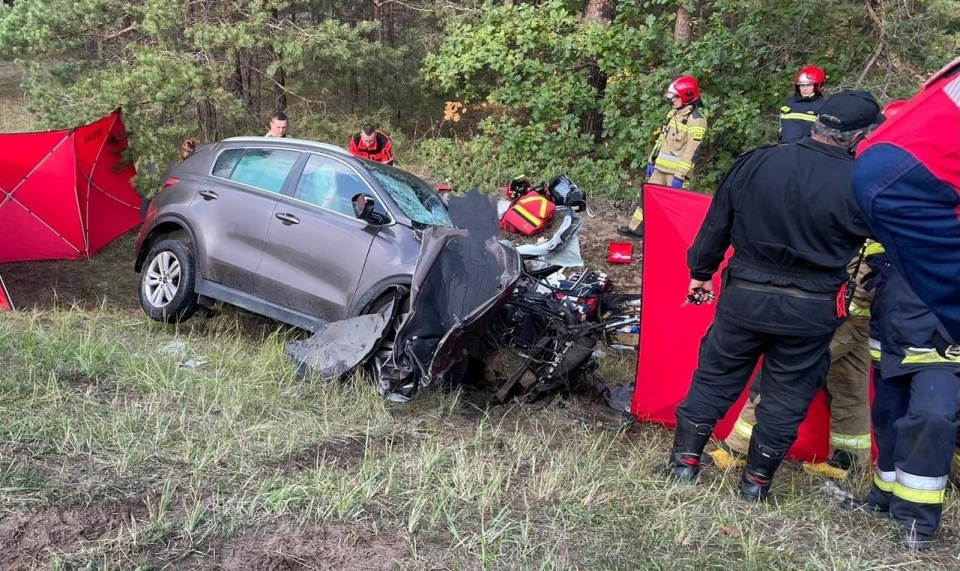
[{"x1": 352, "y1": 193, "x2": 379, "y2": 222}]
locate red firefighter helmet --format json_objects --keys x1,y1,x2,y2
[
  {"x1": 665, "y1": 76, "x2": 701, "y2": 105},
  {"x1": 505, "y1": 175, "x2": 533, "y2": 201},
  {"x1": 882, "y1": 99, "x2": 908, "y2": 119},
  {"x1": 794, "y1": 65, "x2": 826, "y2": 96}
]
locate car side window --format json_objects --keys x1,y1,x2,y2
[
  {"x1": 226, "y1": 148, "x2": 300, "y2": 194},
  {"x1": 294, "y1": 154, "x2": 373, "y2": 218},
  {"x1": 212, "y1": 149, "x2": 243, "y2": 178}
]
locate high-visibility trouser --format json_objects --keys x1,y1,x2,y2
[
  {"x1": 723, "y1": 316, "x2": 872, "y2": 462},
  {"x1": 628, "y1": 170, "x2": 675, "y2": 231},
  {"x1": 866, "y1": 367, "x2": 960, "y2": 537}
]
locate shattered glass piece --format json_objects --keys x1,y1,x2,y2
[{"x1": 365, "y1": 162, "x2": 451, "y2": 227}]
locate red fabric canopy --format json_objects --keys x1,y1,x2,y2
[
  {"x1": 631, "y1": 184, "x2": 834, "y2": 463},
  {"x1": 0, "y1": 274, "x2": 10, "y2": 311},
  {"x1": 0, "y1": 109, "x2": 142, "y2": 264}
]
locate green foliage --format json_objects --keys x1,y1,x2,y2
[
  {"x1": 419, "y1": 0, "x2": 960, "y2": 196},
  {"x1": 1, "y1": 0, "x2": 956, "y2": 197},
  {"x1": 0, "y1": 0, "x2": 404, "y2": 194}
]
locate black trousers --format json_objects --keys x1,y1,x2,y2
[{"x1": 676, "y1": 311, "x2": 834, "y2": 453}]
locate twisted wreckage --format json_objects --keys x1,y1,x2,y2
[{"x1": 286, "y1": 188, "x2": 639, "y2": 403}]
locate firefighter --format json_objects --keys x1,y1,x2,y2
[
  {"x1": 705, "y1": 244, "x2": 875, "y2": 479},
  {"x1": 778, "y1": 66, "x2": 827, "y2": 144},
  {"x1": 852, "y1": 56, "x2": 960, "y2": 342},
  {"x1": 841, "y1": 245, "x2": 960, "y2": 551},
  {"x1": 618, "y1": 75, "x2": 707, "y2": 239},
  {"x1": 664, "y1": 90, "x2": 880, "y2": 502},
  {"x1": 348, "y1": 124, "x2": 395, "y2": 165}
]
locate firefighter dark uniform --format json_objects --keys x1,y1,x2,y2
[
  {"x1": 709, "y1": 247, "x2": 874, "y2": 478},
  {"x1": 852, "y1": 55, "x2": 960, "y2": 342},
  {"x1": 665, "y1": 90, "x2": 880, "y2": 502},
  {"x1": 778, "y1": 65, "x2": 827, "y2": 144},
  {"x1": 620, "y1": 76, "x2": 706, "y2": 239},
  {"x1": 778, "y1": 95, "x2": 824, "y2": 144},
  {"x1": 844, "y1": 246, "x2": 960, "y2": 551}
]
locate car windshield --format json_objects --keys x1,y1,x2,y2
[{"x1": 364, "y1": 162, "x2": 451, "y2": 227}]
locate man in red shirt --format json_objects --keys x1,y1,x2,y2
[{"x1": 348, "y1": 124, "x2": 395, "y2": 165}]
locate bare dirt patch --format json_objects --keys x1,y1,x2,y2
[
  {"x1": 204, "y1": 520, "x2": 415, "y2": 571},
  {"x1": 0, "y1": 503, "x2": 137, "y2": 570},
  {"x1": 274, "y1": 434, "x2": 409, "y2": 475}
]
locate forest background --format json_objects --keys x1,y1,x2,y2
[{"x1": 1, "y1": 0, "x2": 956, "y2": 197}]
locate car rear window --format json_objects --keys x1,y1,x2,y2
[{"x1": 214, "y1": 148, "x2": 300, "y2": 194}]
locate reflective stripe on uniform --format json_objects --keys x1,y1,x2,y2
[
  {"x1": 901, "y1": 346, "x2": 960, "y2": 365},
  {"x1": 733, "y1": 417, "x2": 754, "y2": 440},
  {"x1": 830, "y1": 432, "x2": 872, "y2": 450},
  {"x1": 848, "y1": 302, "x2": 871, "y2": 317},
  {"x1": 671, "y1": 121, "x2": 706, "y2": 139},
  {"x1": 893, "y1": 469, "x2": 947, "y2": 504},
  {"x1": 874, "y1": 469, "x2": 896, "y2": 492},
  {"x1": 779, "y1": 112, "x2": 817, "y2": 122},
  {"x1": 864, "y1": 242, "x2": 886, "y2": 257},
  {"x1": 869, "y1": 337, "x2": 882, "y2": 362},
  {"x1": 654, "y1": 152, "x2": 693, "y2": 172}
]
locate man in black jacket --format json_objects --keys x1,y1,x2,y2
[{"x1": 665, "y1": 90, "x2": 881, "y2": 502}]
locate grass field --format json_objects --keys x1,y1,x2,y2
[
  {"x1": 2, "y1": 61, "x2": 960, "y2": 570},
  {"x1": 2, "y1": 241, "x2": 960, "y2": 570}
]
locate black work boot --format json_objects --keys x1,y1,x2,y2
[
  {"x1": 900, "y1": 530, "x2": 934, "y2": 552},
  {"x1": 665, "y1": 414, "x2": 714, "y2": 483},
  {"x1": 739, "y1": 437, "x2": 786, "y2": 502}
]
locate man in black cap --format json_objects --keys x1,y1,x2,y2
[{"x1": 663, "y1": 90, "x2": 881, "y2": 502}]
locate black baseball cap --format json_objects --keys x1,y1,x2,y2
[{"x1": 818, "y1": 90, "x2": 881, "y2": 131}]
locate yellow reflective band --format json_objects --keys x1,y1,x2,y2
[
  {"x1": 893, "y1": 469, "x2": 947, "y2": 504},
  {"x1": 901, "y1": 346, "x2": 960, "y2": 365},
  {"x1": 864, "y1": 242, "x2": 886, "y2": 257},
  {"x1": 830, "y1": 432, "x2": 872, "y2": 450},
  {"x1": 512, "y1": 204, "x2": 544, "y2": 228},
  {"x1": 631, "y1": 207, "x2": 644, "y2": 224},
  {"x1": 518, "y1": 195, "x2": 549, "y2": 217},
  {"x1": 893, "y1": 482, "x2": 945, "y2": 504},
  {"x1": 779, "y1": 112, "x2": 817, "y2": 122},
  {"x1": 848, "y1": 302, "x2": 871, "y2": 317},
  {"x1": 670, "y1": 121, "x2": 706, "y2": 135},
  {"x1": 874, "y1": 469, "x2": 895, "y2": 492},
  {"x1": 655, "y1": 154, "x2": 693, "y2": 171},
  {"x1": 869, "y1": 338, "x2": 881, "y2": 362},
  {"x1": 733, "y1": 417, "x2": 754, "y2": 440}
]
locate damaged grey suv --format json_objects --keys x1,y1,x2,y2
[{"x1": 134, "y1": 137, "x2": 451, "y2": 330}]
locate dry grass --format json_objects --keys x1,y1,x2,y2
[
  {"x1": 2, "y1": 278, "x2": 960, "y2": 568},
  {"x1": 2, "y1": 59, "x2": 960, "y2": 571}
]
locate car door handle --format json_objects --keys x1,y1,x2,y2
[
  {"x1": 275, "y1": 212, "x2": 300, "y2": 225},
  {"x1": 199, "y1": 190, "x2": 219, "y2": 201}
]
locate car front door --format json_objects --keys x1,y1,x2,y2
[
  {"x1": 254, "y1": 153, "x2": 383, "y2": 321},
  {"x1": 190, "y1": 147, "x2": 301, "y2": 290}
]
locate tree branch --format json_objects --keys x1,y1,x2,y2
[{"x1": 102, "y1": 25, "x2": 136, "y2": 41}]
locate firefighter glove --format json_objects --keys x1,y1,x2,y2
[
  {"x1": 645, "y1": 164, "x2": 655, "y2": 178},
  {"x1": 670, "y1": 176, "x2": 684, "y2": 189}
]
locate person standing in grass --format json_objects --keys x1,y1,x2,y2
[
  {"x1": 618, "y1": 75, "x2": 707, "y2": 240},
  {"x1": 663, "y1": 91, "x2": 881, "y2": 503}
]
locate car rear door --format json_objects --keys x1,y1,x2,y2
[
  {"x1": 254, "y1": 153, "x2": 384, "y2": 321},
  {"x1": 189, "y1": 147, "x2": 302, "y2": 290}
]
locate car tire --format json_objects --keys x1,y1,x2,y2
[
  {"x1": 364, "y1": 288, "x2": 411, "y2": 370},
  {"x1": 139, "y1": 238, "x2": 201, "y2": 323}
]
